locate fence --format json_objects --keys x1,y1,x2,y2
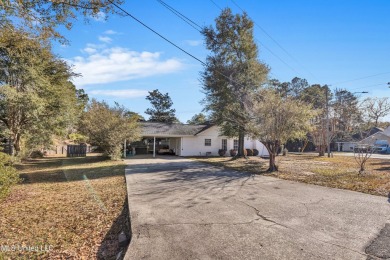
[
  {"x1": 67, "y1": 144, "x2": 87, "y2": 157},
  {"x1": 44, "y1": 145, "x2": 93, "y2": 156}
]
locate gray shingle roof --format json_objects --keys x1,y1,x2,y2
[
  {"x1": 360, "y1": 132, "x2": 390, "y2": 145},
  {"x1": 140, "y1": 122, "x2": 212, "y2": 136}
]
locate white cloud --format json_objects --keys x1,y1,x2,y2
[
  {"x1": 99, "y1": 36, "x2": 112, "y2": 43},
  {"x1": 68, "y1": 47, "x2": 183, "y2": 87},
  {"x1": 185, "y1": 40, "x2": 202, "y2": 47},
  {"x1": 92, "y1": 11, "x2": 106, "y2": 22},
  {"x1": 83, "y1": 47, "x2": 97, "y2": 54},
  {"x1": 89, "y1": 89, "x2": 148, "y2": 98},
  {"x1": 104, "y1": 30, "x2": 118, "y2": 35}
]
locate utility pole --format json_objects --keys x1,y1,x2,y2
[{"x1": 326, "y1": 86, "x2": 331, "y2": 158}]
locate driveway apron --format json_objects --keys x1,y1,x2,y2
[{"x1": 124, "y1": 156, "x2": 390, "y2": 260}]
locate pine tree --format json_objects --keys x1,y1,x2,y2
[
  {"x1": 201, "y1": 8, "x2": 269, "y2": 156},
  {"x1": 145, "y1": 89, "x2": 178, "y2": 123}
]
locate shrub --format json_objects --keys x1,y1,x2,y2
[
  {"x1": 29, "y1": 150, "x2": 44, "y2": 158},
  {"x1": 230, "y1": 149, "x2": 237, "y2": 157},
  {"x1": 246, "y1": 149, "x2": 253, "y2": 156},
  {"x1": 218, "y1": 149, "x2": 226, "y2": 156},
  {"x1": 69, "y1": 133, "x2": 88, "y2": 144},
  {"x1": 253, "y1": 149, "x2": 259, "y2": 156},
  {"x1": 0, "y1": 153, "x2": 20, "y2": 200},
  {"x1": 80, "y1": 100, "x2": 140, "y2": 160}
]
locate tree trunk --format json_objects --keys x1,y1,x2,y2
[
  {"x1": 268, "y1": 152, "x2": 278, "y2": 172},
  {"x1": 13, "y1": 133, "x2": 21, "y2": 156},
  {"x1": 237, "y1": 130, "x2": 246, "y2": 157},
  {"x1": 301, "y1": 139, "x2": 309, "y2": 152},
  {"x1": 318, "y1": 145, "x2": 325, "y2": 156},
  {"x1": 264, "y1": 140, "x2": 279, "y2": 172}
]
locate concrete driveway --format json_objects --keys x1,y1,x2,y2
[{"x1": 124, "y1": 156, "x2": 390, "y2": 260}]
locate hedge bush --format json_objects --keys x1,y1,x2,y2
[
  {"x1": 253, "y1": 149, "x2": 259, "y2": 156},
  {"x1": 246, "y1": 149, "x2": 253, "y2": 156},
  {"x1": 229, "y1": 149, "x2": 237, "y2": 157},
  {"x1": 0, "y1": 153, "x2": 20, "y2": 200}
]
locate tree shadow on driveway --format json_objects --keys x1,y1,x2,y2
[{"x1": 125, "y1": 159, "x2": 256, "y2": 209}]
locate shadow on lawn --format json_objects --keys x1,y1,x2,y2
[
  {"x1": 370, "y1": 161, "x2": 390, "y2": 171},
  {"x1": 19, "y1": 156, "x2": 125, "y2": 184},
  {"x1": 18, "y1": 156, "x2": 106, "y2": 170},
  {"x1": 97, "y1": 199, "x2": 132, "y2": 260}
]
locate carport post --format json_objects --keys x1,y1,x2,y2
[{"x1": 153, "y1": 136, "x2": 156, "y2": 158}]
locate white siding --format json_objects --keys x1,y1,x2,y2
[
  {"x1": 177, "y1": 126, "x2": 269, "y2": 157},
  {"x1": 244, "y1": 139, "x2": 269, "y2": 156},
  {"x1": 181, "y1": 132, "x2": 224, "y2": 156}
]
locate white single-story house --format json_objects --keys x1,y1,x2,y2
[
  {"x1": 335, "y1": 126, "x2": 390, "y2": 152},
  {"x1": 335, "y1": 141, "x2": 358, "y2": 152},
  {"x1": 135, "y1": 122, "x2": 269, "y2": 157}
]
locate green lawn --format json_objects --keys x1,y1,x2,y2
[{"x1": 0, "y1": 155, "x2": 130, "y2": 259}]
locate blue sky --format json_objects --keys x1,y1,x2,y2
[{"x1": 53, "y1": 0, "x2": 390, "y2": 122}]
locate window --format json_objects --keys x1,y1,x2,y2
[
  {"x1": 222, "y1": 139, "x2": 227, "y2": 151},
  {"x1": 205, "y1": 139, "x2": 211, "y2": 146},
  {"x1": 233, "y1": 140, "x2": 238, "y2": 150}
]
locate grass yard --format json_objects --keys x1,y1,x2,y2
[
  {"x1": 192, "y1": 154, "x2": 390, "y2": 197},
  {"x1": 0, "y1": 155, "x2": 129, "y2": 259}
]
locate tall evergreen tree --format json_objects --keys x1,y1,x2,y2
[
  {"x1": 332, "y1": 88, "x2": 362, "y2": 140},
  {"x1": 201, "y1": 8, "x2": 269, "y2": 156},
  {"x1": 145, "y1": 89, "x2": 177, "y2": 123},
  {"x1": 187, "y1": 113, "x2": 208, "y2": 124}
]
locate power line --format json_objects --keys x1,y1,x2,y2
[
  {"x1": 207, "y1": 0, "x2": 302, "y2": 77},
  {"x1": 209, "y1": 0, "x2": 222, "y2": 10},
  {"x1": 348, "y1": 82, "x2": 388, "y2": 91},
  {"x1": 331, "y1": 71, "x2": 390, "y2": 85},
  {"x1": 230, "y1": 0, "x2": 318, "y2": 81},
  {"x1": 107, "y1": 0, "x2": 251, "y2": 91},
  {"x1": 159, "y1": 0, "x2": 303, "y2": 77},
  {"x1": 156, "y1": 0, "x2": 202, "y2": 33},
  {"x1": 107, "y1": 0, "x2": 206, "y2": 66}
]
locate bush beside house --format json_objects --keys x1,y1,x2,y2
[{"x1": 0, "y1": 153, "x2": 19, "y2": 200}]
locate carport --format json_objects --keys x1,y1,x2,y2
[{"x1": 126, "y1": 122, "x2": 209, "y2": 158}]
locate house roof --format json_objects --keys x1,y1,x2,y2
[
  {"x1": 360, "y1": 131, "x2": 390, "y2": 145},
  {"x1": 349, "y1": 127, "x2": 384, "y2": 141},
  {"x1": 140, "y1": 122, "x2": 213, "y2": 137}
]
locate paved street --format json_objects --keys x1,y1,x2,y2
[
  {"x1": 333, "y1": 152, "x2": 390, "y2": 160},
  {"x1": 124, "y1": 156, "x2": 390, "y2": 260},
  {"x1": 290, "y1": 151, "x2": 390, "y2": 160}
]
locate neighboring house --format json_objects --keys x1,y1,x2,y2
[
  {"x1": 134, "y1": 122, "x2": 269, "y2": 157},
  {"x1": 335, "y1": 127, "x2": 390, "y2": 152},
  {"x1": 359, "y1": 127, "x2": 390, "y2": 146},
  {"x1": 335, "y1": 126, "x2": 389, "y2": 152}
]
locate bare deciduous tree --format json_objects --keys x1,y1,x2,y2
[
  {"x1": 310, "y1": 118, "x2": 337, "y2": 156},
  {"x1": 353, "y1": 144, "x2": 375, "y2": 174},
  {"x1": 362, "y1": 97, "x2": 390, "y2": 127}
]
